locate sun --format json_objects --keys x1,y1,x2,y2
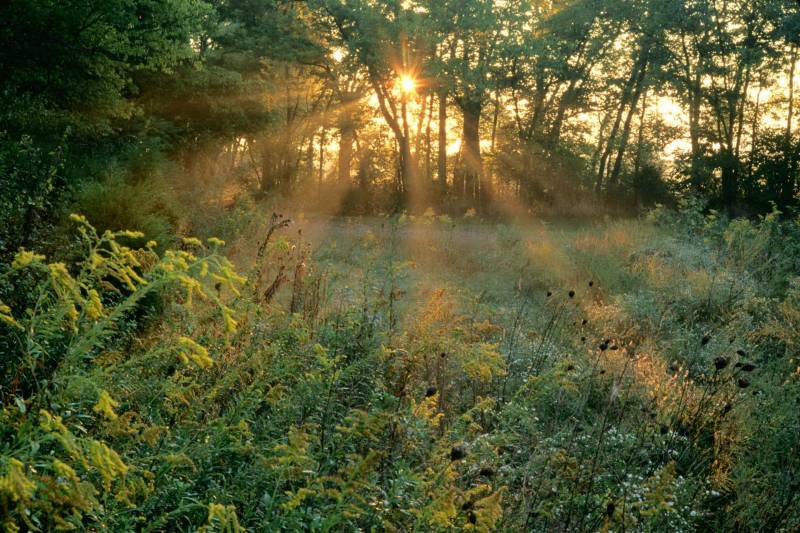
[{"x1": 399, "y1": 74, "x2": 416, "y2": 94}]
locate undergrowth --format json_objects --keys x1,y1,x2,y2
[{"x1": 1, "y1": 201, "x2": 799, "y2": 531}]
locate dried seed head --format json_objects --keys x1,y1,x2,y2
[
  {"x1": 450, "y1": 446, "x2": 467, "y2": 461},
  {"x1": 478, "y1": 467, "x2": 495, "y2": 478}
]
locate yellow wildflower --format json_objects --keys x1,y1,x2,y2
[
  {"x1": 87, "y1": 440, "x2": 128, "y2": 490},
  {"x1": 84, "y1": 289, "x2": 103, "y2": 320},
  {"x1": 117, "y1": 230, "x2": 145, "y2": 239},
  {"x1": 93, "y1": 390, "x2": 119, "y2": 421},
  {"x1": 177, "y1": 337, "x2": 213, "y2": 368},
  {"x1": 0, "y1": 459, "x2": 36, "y2": 502},
  {"x1": 12, "y1": 249, "x2": 45, "y2": 269},
  {"x1": 0, "y1": 302, "x2": 21, "y2": 330}
]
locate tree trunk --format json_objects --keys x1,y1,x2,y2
[
  {"x1": 425, "y1": 95, "x2": 433, "y2": 187},
  {"x1": 596, "y1": 49, "x2": 645, "y2": 191},
  {"x1": 461, "y1": 100, "x2": 483, "y2": 205},
  {"x1": 781, "y1": 45, "x2": 797, "y2": 209},
  {"x1": 530, "y1": 75, "x2": 547, "y2": 140},
  {"x1": 720, "y1": 148, "x2": 738, "y2": 211},
  {"x1": 634, "y1": 86, "x2": 648, "y2": 177},
  {"x1": 688, "y1": 77, "x2": 704, "y2": 190},
  {"x1": 318, "y1": 129, "x2": 326, "y2": 192},
  {"x1": 608, "y1": 55, "x2": 649, "y2": 190},
  {"x1": 338, "y1": 110, "x2": 355, "y2": 185},
  {"x1": 438, "y1": 88, "x2": 448, "y2": 194},
  {"x1": 400, "y1": 95, "x2": 414, "y2": 197}
]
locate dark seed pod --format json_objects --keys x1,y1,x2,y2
[
  {"x1": 610, "y1": 345, "x2": 618, "y2": 350},
  {"x1": 606, "y1": 502, "x2": 615, "y2": 517},
  {"x1": 546, "y1": 291, "x2": 552, "y2": 297},
  {"x1": 734, "y1": 362, "x2": 742, "y2": 368},
  {"x1": 468, "y1": 512, "x2": 477, "y2": 525},
  {"x1": 660, "y1": 425, "x2": 669, "y2": 435},
  {"x1": 425, "y1": 386, "x2": 438, "y2": 398},
  {"x1": 581, "y1": 336, "x2": 586, "y2": 343},
  {"x1": 740, "y1": 362, "x2": 756, "y2": 372},
  {"x1": 450, "y1": 446, "x2": 467, "y2": 461},
  {"x1": 599, "y1": 369, "x2": 606, "y2": 375},
  {"x1": 461, "y1": 501, "x2": 474, "y2": 511},
  {"x1": 701, "y1": 335, "x2": 711, "y2": 346},
  {"x1": 566, "y1": 364, "x2": 575, "y2": 371},
  {"x1": 714, "y1": 357, "x2": 729, "y2": 370},
  {"x1": 599, "y1": 342, "x2": 609, "y2": 351},
  {"x1": 737, "y1": 378, "x2": 750, "y2": 389},
  {"x1": 589, "y1": 281, "x2": 594, "y2": 287},
  {"x1": 478, "y1": 467, "x2": 495, "y2": 478},
  {"x1": 568, "y1": 290, "x2": 575, "y2": 298},
  {"x1": 721, "y1": 403, "x2": 732, "y2": 415},
  {"x1": 440, "y1": 352, "x2": 447, "y2": 358},
  {"x1": 736, "y1": 349, "x2": 746, "y2": 357},
  {"x1": 582, "y1": 319, "x2": 588, "y2": 325}
]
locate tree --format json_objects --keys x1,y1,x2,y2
[{"x1": 430, "y1": 0, "x2": 531, "y2": 207}]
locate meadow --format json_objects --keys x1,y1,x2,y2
[{"x1": 2, "y1": 201, "x2": 799, "y2": 531}]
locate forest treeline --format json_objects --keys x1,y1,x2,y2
[{"x1": 1, "y1": 0, "x2": 800, "y2": 248}]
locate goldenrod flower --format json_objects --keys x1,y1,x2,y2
[
  {"x1": 0, "y1": 459, "x2": 36, "y2": 502},
  {"x1": 177, "y1": 337, "x2": 213, "y2": 368},
  {"x1": 93, "y1": 390, "x2": 119, "y2": 421},
  {"x1": 12, "y1": 249, "x2": 45, "y2": 269}
]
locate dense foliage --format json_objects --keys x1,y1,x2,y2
[{"x1": 2, "y1": 205, "x2": 800, "y2": 530}]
